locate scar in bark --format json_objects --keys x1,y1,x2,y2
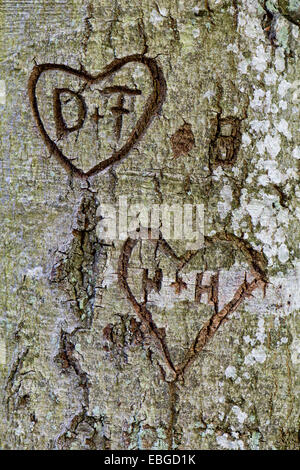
[{"x1": 170, "y1": 122, "x2": 195, "y2": 158}]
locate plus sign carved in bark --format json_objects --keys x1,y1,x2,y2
[
  {"x1": 28, "y1": 55, "x2": 166, "y2": 177},
  {"x1": 118, "y1": 231, "x2": 267, "y2": 382}
]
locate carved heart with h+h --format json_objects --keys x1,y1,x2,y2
[{"x1": 118, "y1": 231, "x2": 267, "y2": 382}]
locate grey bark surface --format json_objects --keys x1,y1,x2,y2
[{"x1": 0, "y1": 0, "x2": 299, "y2": 450}]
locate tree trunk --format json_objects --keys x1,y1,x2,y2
[{"x1": 0, "y1": 0, "x2": 299, "y2": 450}]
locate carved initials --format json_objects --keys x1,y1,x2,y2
[
  {"x1": 195, "y1": 271, "x2": 219, "y2": 313},
  {"x1": 53, "y1": 88, "x2": 87, "y2": 139}
]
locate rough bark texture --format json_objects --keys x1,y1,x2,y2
[{"x1": 0, "y1": 0, "x2": 299, "y2": 450}]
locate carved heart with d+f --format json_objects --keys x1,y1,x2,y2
[
  {"x1": 118, "y1": 231, "x2": 267, "y2": 382},
  {"x1": 28, "y1": 54, "x2": 166, "y2": 178}
]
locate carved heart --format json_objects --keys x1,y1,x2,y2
[
  {"x1": 28, "y1": 54, "x2": 166, "y2": 178},
  {"x1": 118, "y1": 232, "x2": 267, "y2": 381}
]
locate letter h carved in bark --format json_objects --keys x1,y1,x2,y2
[
  {"x1": 195, "y1": 272, "x2": 219, "y2": 313},
  {"x1": 142, "y1": 268, "x2": 163, "y2": 304}
]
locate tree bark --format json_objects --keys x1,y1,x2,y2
[{"x1": 0, "y1": 0, "x2": 299, "y2": 450}]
